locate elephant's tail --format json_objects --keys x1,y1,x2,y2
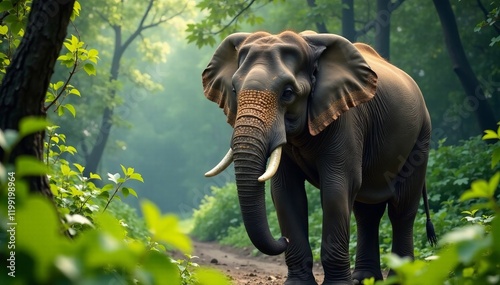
[{"x1": 422, "y1": 184, "x2": 437, "y2": 246}]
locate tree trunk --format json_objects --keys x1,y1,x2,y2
[
  {"x1": 83, "y1": 0, "x2": 166, "y2": 176},
  {"x1": 342, "y1": 0, "x2": 356, "y2": 41},
  {"x1": 306, "y1": 0, "x2": 328, "y2": 33},
  {"x1": 0, "y1": 0, "x2": 76, "y2": 196},
  {"x1": 375, "y1": 0, "x2": 391, "y2": 59},
  {"x1": 433, "y1": 0, "x2": 498, "y2": 132},
  {"x1": 83, "y1": 28, "x2": 123, "y2": 178}
]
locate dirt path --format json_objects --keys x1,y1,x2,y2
[{"x1": 191, "y1": 241, "x2": 325, "y2": 284}]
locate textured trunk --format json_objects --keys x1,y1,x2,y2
[
  {"x1": 0, "y1": 0, "x2": 76, "y2": 196},
  {"x1": 232, "y1": 126, "x2": 287, "y2": 255}
]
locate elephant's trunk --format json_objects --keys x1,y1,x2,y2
[
  {"x1": 231, "y1": 89, "x2": 287, "y2": 255},
  {"x1": 233, "y1": 138, "x2": 288, "y2": 255}
]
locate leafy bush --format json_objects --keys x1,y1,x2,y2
[
  {"x1": 0, "y1": 118, "x2": 230, "y2": 284},
  {"x1": 426, "y1": 136, "x2": 500, "y2": 210},
  {"x1": 376, "y1": 125, "x2": 500, "y2": 285},
  {"x1": 191, "y1": 183, "x2": 243, "y2": 241}
]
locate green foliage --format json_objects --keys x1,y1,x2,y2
[
  {"x1": 0, "y1": 0, "x2": 30, "y2": 81},
  {"x1": 186, "y1": 0, "x2": 268, "y2": 47},
  {"x1": 191, "y1": 183, "x2": 243, "y2": 241},
  {"x1": 371, "y1": 125, "x2": 500, "y2": 285},
  {"x1": 474, "y1": 1, "x2": 500, "y2": 46},
  {"x1": 46, "y1": 33, "x2": 100, "y2": 117},
  {"x1": 0, "y1": 117, "x2": 229, "y2": 284},
  {"x1": 426, "y1": 136, "x2": 500, "y2": 210}
]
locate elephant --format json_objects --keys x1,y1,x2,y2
[{"x1": 202, "y1": 31, "x2": 436, "y2": 285}]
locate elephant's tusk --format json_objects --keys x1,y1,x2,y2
[
  {"x1": 258, "y1": 146, "x2": 282, "y2": 182},
  {"x1": 205, "y1": 148, "x2": 234, "y2": 177}
]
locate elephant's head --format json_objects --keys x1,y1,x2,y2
[{"x1": 202, "y1": 31, "x2": 377, "y2": 255}]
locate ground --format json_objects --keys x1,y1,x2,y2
[{"x1": 188, "y1": 240, "x2": 325, "y2": 284}]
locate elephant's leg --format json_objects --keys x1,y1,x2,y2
[
  {"x1": 387, "y1": 142, "x2": 428, "y2": 276},
  {"x1": 352, "y1": 201, "x2": 387, "y2": 284},
  {"x1": 320, "y1": 185, "x2": 354, "y2": 285},
  {"x1": 271, "y1": 155, "x2": 317, "y2": 285}
]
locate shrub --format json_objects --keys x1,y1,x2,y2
[
  {"x1": 372, "y1": 123, "x2": 500, "y2": 285},
  {"x1": 191, "y1": 183, "x2": 243, "y2": 241},
  {"x1": 426, "y1": 136, "x2": 500, "y2": 210},
  {"x1": 0, "y1": 119, "x2": 229, "y2": 285}
]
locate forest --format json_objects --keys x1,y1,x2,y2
[{"x1": 0, "y1": 0, "x2": 499, "y2": 284}]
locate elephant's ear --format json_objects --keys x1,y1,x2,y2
[
  {"x1": 202, "y1": 33, "x2": 251, "y2": 127},
  {"x1": 302, "y1": 34, "x2": 378, "y2": 136}
]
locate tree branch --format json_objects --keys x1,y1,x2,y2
[
  {"x1": 142, "y1": 4, "x2": 187, "y2": 30},
  {"x1": 476, "y1": 0, "x2": 500, "y2": 35},
  {"x1": 120, "y1": 0, "x2": 185, "y2": 54},
  {"x1": 211, "y1": 0, "x2": 256, "y2": 35},
  {"x1": 94, "y1": 10, "x2": 113, "y2": 27}
]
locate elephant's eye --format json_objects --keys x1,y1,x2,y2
[
  {"x1": 232, "y1": 87, "x2": 236, "y2": 95},
  {"x1": 281, "y1": 86, "x2": 295, "y2": 103}
]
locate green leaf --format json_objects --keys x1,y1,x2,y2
[
  {"x1": 122, "y1": 187, "x2": 138, "y2": 198},
  {"x1": 53, "y1": 81, "x2": 64, "y2": 90},
  {"x1": 128, "y1": 188, "x2": 138, "y2": 198},
  {"x1": 87, "y1": 49, "x2": 99, "y2": 64},
  {"x1": 120, "y1": 164, "x2": 127, "y2": 175},
  {"x1": 90, "y1": 172, "x2": 101, "y2": 180},
  {"x1": 69, "y1": 88, "x2": 81, "y2": 96},
  {"x1": 63, "y1": 41, "x2": 75, "y2": 53},
  {"x1": 73, "y1": 163, "x2": 84, "y2": 173},
  {"x1": 130, "y1": 173, "x2": 144, "y2": 182},
  {"x1": 126, "y1": 167, "x2": 134, "y2": 176},
  {"x1": 71, "y1": 1, "x2": 81, "y2": 21},
  {"x1": 194, "y1": 268, "x2": 231, "y2": 285},
  {"x1": 0, "y1": 1, "x2": 13, "y2": 13},
  {"x1": 83, "y1": 63, "x2": 96, "y2": 76},
  {"x1": 492, "y1": 148, "x2": 500, "y2": 168},
  {"x1": 492, "y1": 217, "x2": 500, "y2": 254},
  {"x1": 141, "y1": 200, "x2": 192, "y2": 254},
  {"x1": 440, "y1": 224, "x2": 485, "y2": 245},
  {"x1": 19, "y1": 116, "x2": 51, "y2": 138},
  {"x1": 16, "y1": 196, "x2": 68, "y2": 281},
  {"x1": 93, "y1": 212, "x2": 126, "y2": 240},
  {"x1": 101, "y1": 184, "x2": 114, "y2": 192},
  {"x1": 63, "y1": 104, "x2": 76, "y2": 117},
  {"x1": 57, "y1": 54, "x2": 71, "y2": 61},
  {"x1": 0, "y1": 25, "x2": 8, "y2": 35},
  {"x1": 16, "y1": 156, "x2": 48, "y2": 177},
  {"x1": 58, "y1": 106, "x2": 65, "y2": 116},
  {"x1": 460, "y1": 173, "x2": 499, "y2": 201},
  {"x1": 61, "y1": 164, "x2": 71, "y2": 176},
  {"x1": 141, "y1": 251, "x2": 180, "y2": 285},
  {"x1": 483, "y1": 129, "x2": 500, "y2": 140},
  {"x1": 122, "y1": 187, "x2": 130, "y2": 197}
]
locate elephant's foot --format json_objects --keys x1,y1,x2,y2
[
  {"x1": 352, "y1": 270, "x2": 383, "y2": 285},
  {"x1": 321, "y1": 281, "x2": 353, "y2": 285},
  {"x1": 284, "y1": 275, "x2": 318, "y2": 285}
]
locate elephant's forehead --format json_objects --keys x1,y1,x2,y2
[
  {"x1": 239, "y1": 33, "x2": 309, "y2": 58},
  {"x1": 239, "y1": 41, "x2": 303, "y2": 57}
]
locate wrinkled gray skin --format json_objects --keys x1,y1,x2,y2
[{"x1": 202, "y1": 31, "x2": 434, "y2": 285}]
